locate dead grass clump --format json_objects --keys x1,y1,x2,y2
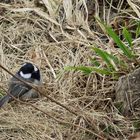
[{"x1": 0, "y1": 0, "x2": 140, "y2": 139}]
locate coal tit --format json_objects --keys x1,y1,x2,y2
[{"x1": 0, "y1": 62, "x2": 41, "y2": 107}]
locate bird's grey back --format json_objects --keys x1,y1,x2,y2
[{"x1": 0, "y1": 73, "x2": 36, "y2": 107}]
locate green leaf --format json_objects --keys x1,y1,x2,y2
[
  {"x1": 65, "y1": 66, "x2": 112, "y2": 75},
  {"x1": 105, "y1": 51, "x2": 127, "y2": 68},
  {"x1": 123, "y1": 27, "x2": 132, "y2": 48},
  {"x1": 106, "y1": 26, "x2": 133, "y2": 58},
  {"x1": 92, "y1": 47, "x2": 118, "y2": 71},
  {"x1": 89, "y1": 57, "x2": 100, "y2": 67},
  {"x1": 96, "y1": 18, "x2": 134, "y2": 58},
  {"x1": 136, "y1": 21, "x2": 140, "y2": 38},
  {"x1": 65, "y1": 66, "x2": 92, "y2": 74},
  {"x1": 89, "y1": 67, "x2": 112, "y2": 75}
]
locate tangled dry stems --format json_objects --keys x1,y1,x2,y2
[{"x1": 0, "y1": 0, "x2": 140, "y2": 139}]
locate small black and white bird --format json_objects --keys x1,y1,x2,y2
[{"x1": 0, "y1": 62, "x2": 41, "y2": 107}]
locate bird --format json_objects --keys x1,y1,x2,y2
[{"x1": 0, "y1": 62, "x2": 41, "y2": 107}]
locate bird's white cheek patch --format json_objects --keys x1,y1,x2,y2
[{"x1": 20, "y1": 71, "x2": 31, "y2": 79}]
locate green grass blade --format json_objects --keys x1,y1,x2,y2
[
  {"x1": 65, "y1": 66, "x2": 92, "y2": 74},
  {"x1": 105, "y1": 51, "x2": 127, "y2": 68},
  {"x1": 123, "y1": 27, "x2": 132, "y2": 48},
  {"x1": 92, "y1": 47, "x2": 117, "y2": 71},
  {"x1": 105, "y1": 26, "x2": 133, "y2": 58},
  {"x1": 96, "y1": 18, "x2": 134, "y2": 58},
  {"x1": 136, "y1": 21, "x2": 140, "y2": 38},
  {"x1": 89, "y1": 57, "x2": 100, "y2": 67},
  {"x1": 89, "y1": 67, "x2": 112, "y2": 75},
  {"x1": 65, "y1": 66, "x2": 112, "y2": 75}
]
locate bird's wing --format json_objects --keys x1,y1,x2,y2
[
  {"x1": 0, "y1": 79, "x2": 31, "y2": 107},
  {"x1": 0, "y1": 95, "x2": 10, "y2": 107},
  {"x1": 8, "y1": 77, "x2": 32, "y2": 102}
]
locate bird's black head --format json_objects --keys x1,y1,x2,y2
[{"x1": 18, "y1": 62, "x2": 40, "y2": 81}]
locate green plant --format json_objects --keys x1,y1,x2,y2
[
  {"x1": 65, "y1": 19, "x2": 138, "y2": 77},
  {"x1": 65, "y1": 66, "x2": 111, "y2": 75},
  {"x1": 136, "y1": 21, "x2": 140, "y2": 38}
]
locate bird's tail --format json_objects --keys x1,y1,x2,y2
[{"x1": 0, "y1": 95, "x2": 10, "y2": 108}]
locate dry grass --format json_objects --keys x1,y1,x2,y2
[{"x1": 0, "y1": 0, "x2": 140, "y2": 139}]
